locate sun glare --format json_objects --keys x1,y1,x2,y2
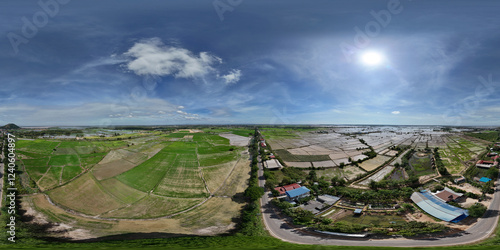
[{"x1": 361, "y1": 51, "x2": 384, "y2": 66}]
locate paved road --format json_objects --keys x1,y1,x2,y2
[{"x1": 258, "y1": 159, "x2": 500, "y2": 247}]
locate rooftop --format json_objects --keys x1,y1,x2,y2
[{"x1": 286, "y1": 186, "x2": 311, "y2": 198}]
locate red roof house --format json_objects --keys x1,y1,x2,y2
[{"x1": 274, "y1": 183, "x2": 301, "y2": 195}]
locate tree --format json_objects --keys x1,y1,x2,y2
[
  {"x1": 468, "y1": 203, "x2": 487, "y2": 218},
  {"x1": 293, "y1": 208, "x2": 315, "y2": 225},
  {"x1": 271, "y1": 189, "x2": 280, "y2": 197},
  {"x1": 331, "y1": 176, "x2": 346, "y2": 187},
  {"x1": 244, "y1": 186, "x2": 265, "y2": 201},
  {"x1": 308, "y1": 170, "x2": 318, "y2": 183},
  {"x1": 486, "y1": 167, "x2": 499, "y2": 179}
]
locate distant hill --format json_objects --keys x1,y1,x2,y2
[{"x1": 1, "y1": 123, "x2": 21, "y2": 129}]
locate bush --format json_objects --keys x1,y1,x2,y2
[{"x1": 468, "y1": 203, "x2": 487, "y2": 218}]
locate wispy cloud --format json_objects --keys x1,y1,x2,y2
[{"x1": 392, "y1": 111, "x2": 400, "y2": 115}]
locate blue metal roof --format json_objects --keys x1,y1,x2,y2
[
  {"x1": 411, "y1": 190, "x2": 468, "y2": 223},
  {"x1": 480, "y1": 177, "x2": 492, "y2": 183},
  {"x1": 286, "y1": 186, "x2": 310, "y2": 198}
]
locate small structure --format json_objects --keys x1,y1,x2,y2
[
  {"x1": 492, "y1": 155, "x2": 500, "y2": 161},
  {"x1": 274, "y1": 183, "x2": 301, "y2": 195},
  {"x1": 286, "y1": 186, "x2": 311, "y2": 201},
  {"x1": 265, "y1": 159, "x2": 283, "y2": 170},
  {"x1": 454, "y1": 176, "x2": 466, "y2": 184},
  {"x1": 354, "y1": 209, "x2": 363, "y2": 215},
  {"x1": 317, "y1": 195, "x2": 340, "y2": 206},
  {"x1": 435, "y1": 187, "x2": 463, "y2": 203},
  {"x1": 479, "y1": 177, "x2": 492, "y2": 183},
  {"x1": 476, "y1": 160, "x2": 498, "y2": 169}
]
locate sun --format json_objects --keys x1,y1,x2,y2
[{"x1": 361, "y1": 51, "x2": 384, "y2": 66}]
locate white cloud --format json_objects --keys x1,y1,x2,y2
[
  {"x1": 123, "y1": 38, "x2": 221, "y2": 79},
  {"x1": 391, "y1": 111, "x2": 400, "y2": 115},
  {"x1": 220, "y1": 69, "x2": 242, "y2": 84}
]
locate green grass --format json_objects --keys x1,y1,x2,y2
[
  {"x1": 274, "y1": 149, "x2": 331, "y2": 162},
  {"x1": 193, "y1": 134, "x2": 230, "y2": 145},
  {"x1": 61, "y1": 165, "x2": 83, "y2": 183},
  {"x1": 409, "y1": 155, "x2": 434, "y2": 176},
  {"x1": 230, "y1": 129, "x2": 254, "y2": 137},
  {"x1": 100, "y1": 178, "x2": 147, "y2": 204},
  {"x1": 25, "y1": 166, "x2": 50, "y2": 182},
  {"x1": 466, "y1": 131, "x2": 500, "y2": 142},
  {"x1": 116, "y1": 152, "x2": 177, "y2": 192},
  {"x1": 10, "y1": 234, "x2": 500, "y2": 250},
  {"x1": 199, "y1": 151, "x2": 239, "y2": 167},
  {"x1": 38, "y1": 166, "x2": 63, "y2": 189},
  {"x1": 17, "y1": 150, "x2": 46, "y2": 159},
  {"x1": 197, "y1": 145, "x2": 235, "y2": 154},
  {"x1": 165, "y1": 132, "x2": 191, "y2": 138},
  {"x1": 79, "y1": 152, "x2": 107, "y2": 167},
  {"x1": 15, "y1": 139, "x2": 60, "y2": 155},
  {"x1": 315, "y1": 168, "x2": 343, "y2": 179},
  {"x1": 21, "y1": 157, "x2": 50, "y2": 167},
  {"x1": 154, "y1": 159, "x2": 208, "y2": 198},
  {"x1": 48, "y1": 154, "x2": 80, "y2": 166}
]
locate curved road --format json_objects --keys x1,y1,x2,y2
[{"x1": 258, "y1": 159, "x2": 500, "y2": 247}]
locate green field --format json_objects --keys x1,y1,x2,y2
[
  {"x1": 408, "y1": 154, "x2": 434, "y2": 176},
  {"x1": 61, "y1": 165, "x2": 83, "y2": 183},
  {"x1": 117, "y1": 152, "x2": 178, "y2": 192},
  {"x1": 27, "y1": 131, "x2": 247, "y2": 218},
  {"x1": 466, "y1": 131, "x2": 500, "y2": 142},
  {"x1": 16, "y1": 139, "x2": 60, "y2": 155},
  {"x1": 17, "y1": 139, "x2": 126, "y2": 189},
  {"x1": 438, "y1": 148, "x2": 463, "y2": 174}
]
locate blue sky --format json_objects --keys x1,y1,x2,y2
[{"x1": 1, "y1": 0, "x2": 499, "y2": 126}]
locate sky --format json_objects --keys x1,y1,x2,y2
[{"x1": 1, "y1": 0, "x2": 500, "y2": 126}]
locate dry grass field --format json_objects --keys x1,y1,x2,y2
[{"x1": 359, "y1": 155, "x2": 391, "y2": 171}]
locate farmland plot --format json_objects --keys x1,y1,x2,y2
[
  {"x1": 16, "y1": 139, "x2": 60, "y2": 155},
  {"x1": 154, "y1": 159, "x2": 208, "y2": 198},
  {"x1": 49, "y1": 173, "x2": 124, "y2": 216},
  {"x1": 359, "y1": 155, "x2": 391, "y2": 171},
  {"x1": 38, "y1": 166, "x2": 63, "y2": 190},
  {"x1": 198, "y1": 151, "x2": 239, "y2": 166},
  {"x1": 100, "y1": 178, "x2": 147, "y2": 204},
  {"x1": 201, "y1": 161, "x2": 236, "y2": 193},
  {"x1": 343, "y1": 165, "x2": 366, "y2": 181},
  {"x1": 61, "y1": 165, "x2": 83, "y2": 183},
  {"x1": 25, "y1": 166, "x2": 50, "y2": 182},
  {"x1": 116, "y1": 152, "x2": 177, "y2": 192},
  {"x1": 104, "y1": 195, "x2": 203, "y2": 219}
]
